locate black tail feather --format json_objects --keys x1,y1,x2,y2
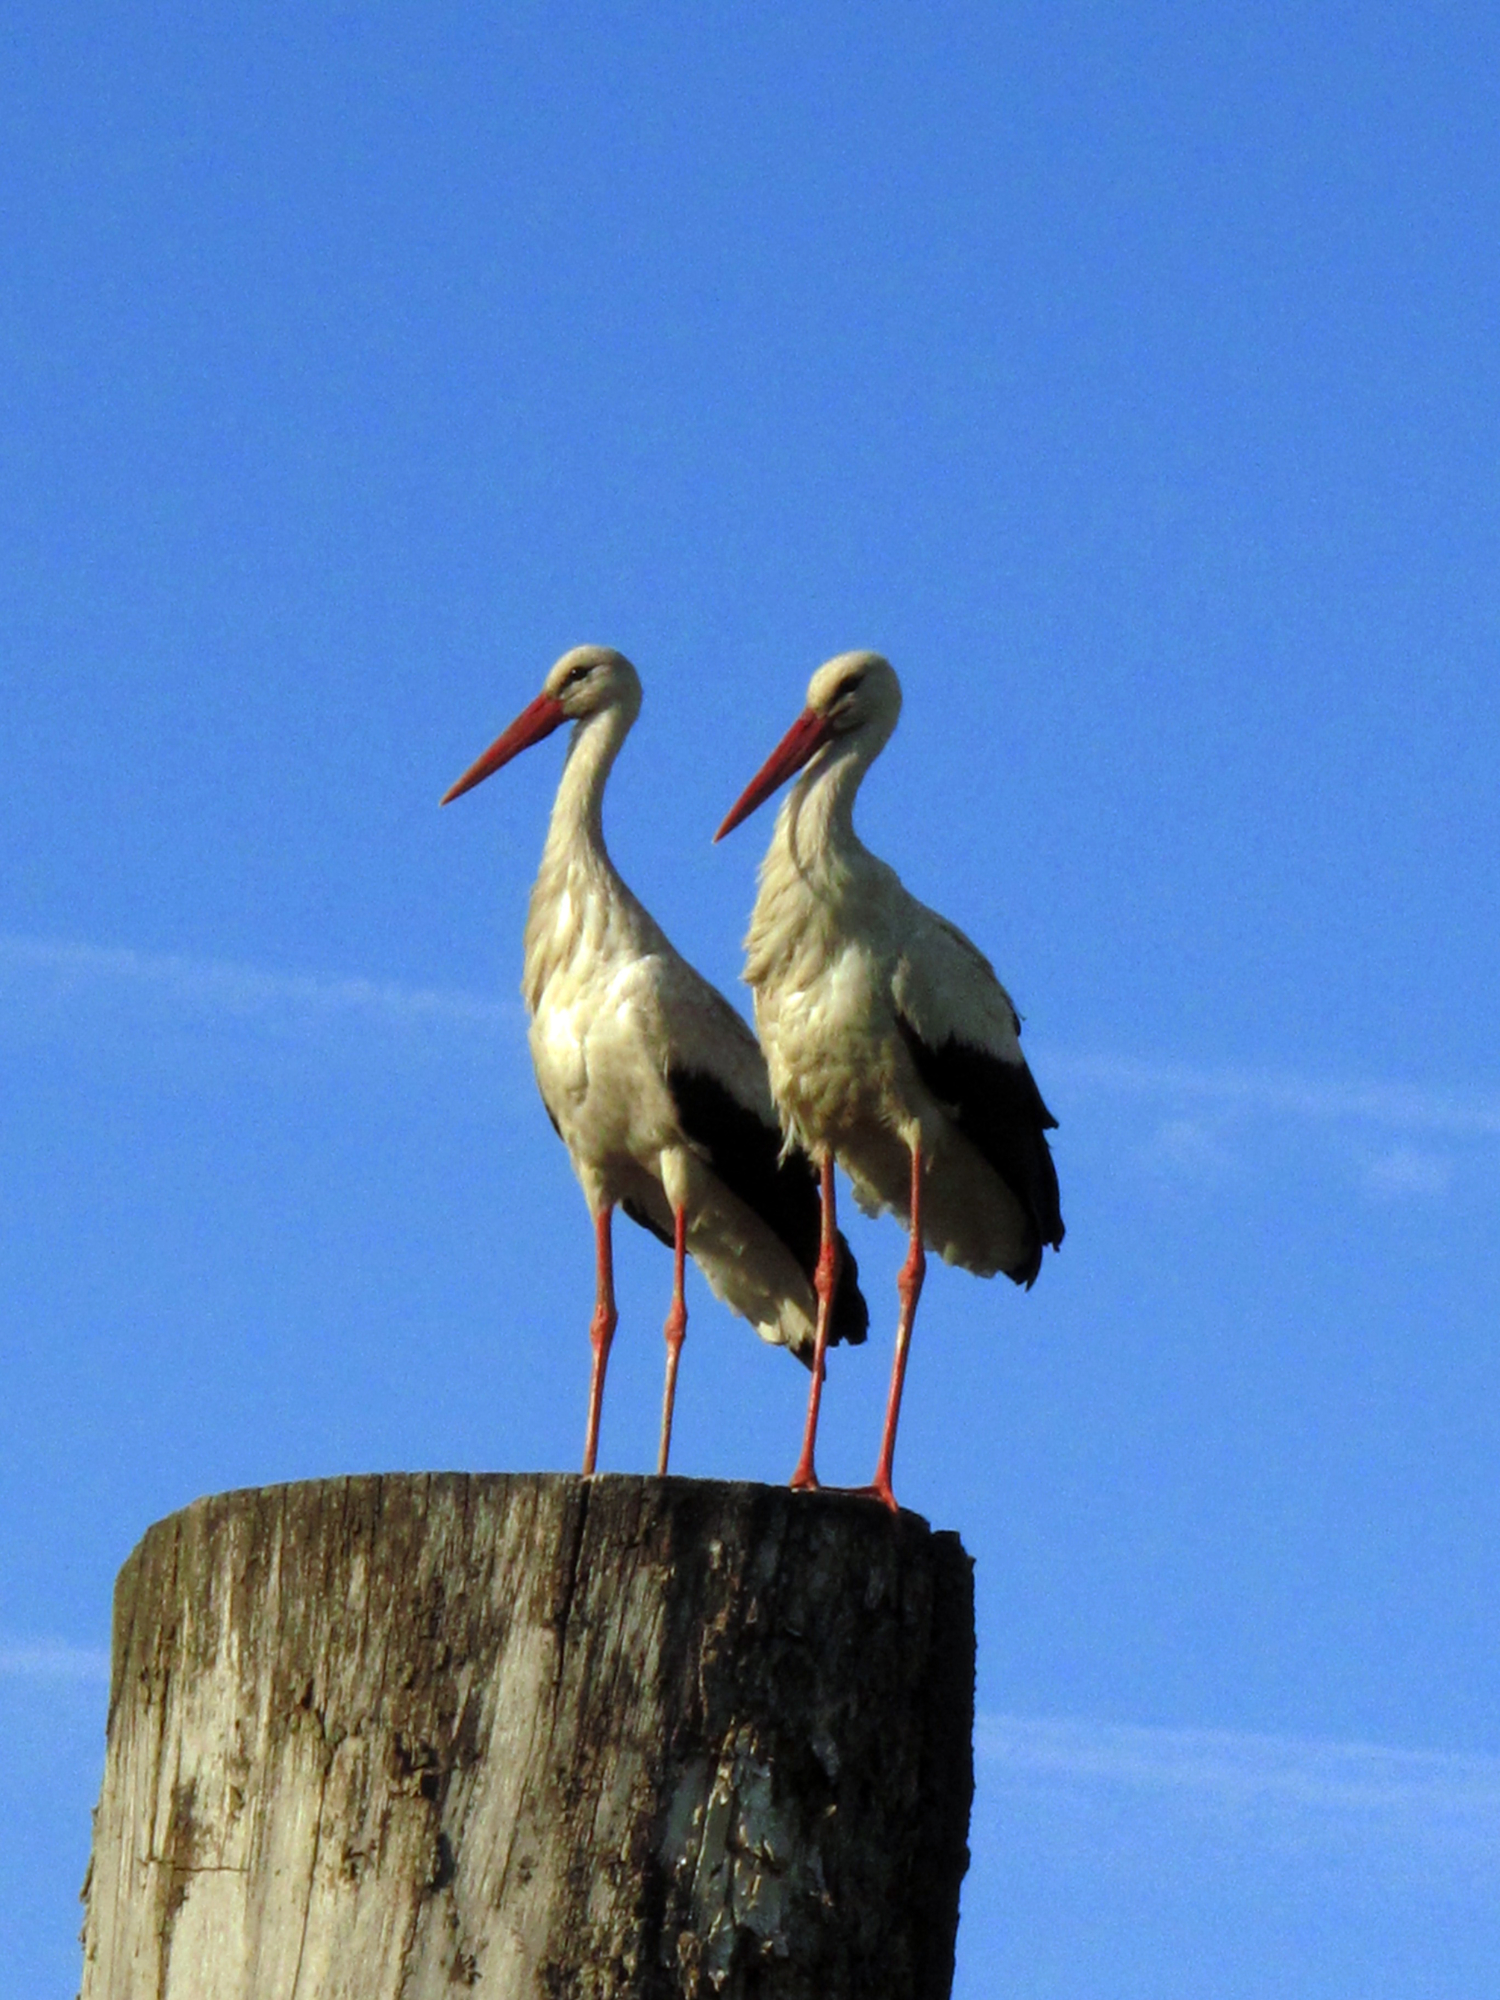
[
  {"x1": 668, "y1": 1066, "x2": 869, "y2": 1348},
  {"x1": 896, "y1": 1014, "x2": 1064, "y2": 1286}
]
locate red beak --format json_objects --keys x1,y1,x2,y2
[
  {"x1": 714, "y1": 708, "x2": 834, "y2": 842},
  {"x1": 440, "y1": 692, "x2": 568, "y2": 805}
]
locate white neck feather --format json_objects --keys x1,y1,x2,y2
[
  {"x1": 744, "y1": 734, "x2": 885, "y2": 990},
  {"x1": 522, "y1": 703, "x2": 637, "y2": 1012},
  {"x1": 774, "y1": 734, "x2": 878, "y2": 884},
  {"x1": 546, "y1": 701, "x2": 631, "y2": 858}
]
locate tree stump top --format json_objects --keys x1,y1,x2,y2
[{"x1": 83, "y1": 1474, "x2": 974, "y2": 1999}]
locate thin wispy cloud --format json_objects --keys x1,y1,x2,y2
[
  {"x1": 977, "y1": 1714, "x2": 1500, "y2": 1882},
  {"x1": 3, "y1": 935, "x2": 1495, "y2": 1150},
  {"x1": 1042, "y1": 1049, "x2": 1500, "y2": 1141},
  {"x1": 0, "y1": 1641, "x2": 110, "y2": 1684},
  {"x1": 0, "y1": 934, "x2": 522, "y2": 1044},
  {"x1": 1139, "y1": 1116, "x2": 1241, "y2": 1181},
  {"x1": 1362, "y1": 1145, "x2": 1455, "y2": 1200}
]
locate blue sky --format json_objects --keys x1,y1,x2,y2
[{"x1": 3, "y1": 5, "x2": 1498, "y2": 1992}]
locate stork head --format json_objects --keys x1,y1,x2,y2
[
  {"x1": 542, "y1": 644, "x2": 642, "y2": 723},
  {"x1": 805, "y1": 650, "x2": 901, "y2": 737},
  {"x1": 441, "y1": 645, "x2": 641, "y2": 805},
  {"x1": 714, "y1": 651, "x2": 901, "y2": 840}
]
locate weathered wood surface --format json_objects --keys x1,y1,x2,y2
[{"x1": 80, "y1": 1473, "x2": 974, "y2": 1999}]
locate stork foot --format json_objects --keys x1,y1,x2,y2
[
  {"x1": 847, "y1": 1479, "x2": 901, "y2": 1515},
  {"x1": 789, "y1": 1456, "x2": 823, "y2": 1493}
]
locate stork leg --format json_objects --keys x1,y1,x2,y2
[
  {"x1": 864, "y1": 1141, "x2": 926, "y2": 1514},
  {"x1": 790, "y1": 1152, "x2": 840, "y2": 1493},
  {"x1": 582, "y1": 1204, "x2": 618, "y2": 1477},
  {"x1": 656, "y1": 1204, "x2": 688, "y2": 1477}
]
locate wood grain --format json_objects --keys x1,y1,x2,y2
[{"x1": 80, "y1": 1473, "x2": 973, "y2": 1999}]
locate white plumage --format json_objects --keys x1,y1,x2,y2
[
  {"x1": 443, "y1": 645, "x2": 866, "y2": 1477},
  {"x1": 716, "y1": 650, "x2": 1063, "y2": 1508}
]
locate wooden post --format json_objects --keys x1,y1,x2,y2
[{"x1": 80, "y1": 1473, "x2": 974, "y2": 1999}]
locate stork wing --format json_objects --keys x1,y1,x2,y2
[
  {"x1": 891, "y1": 907, "x2": 1026, "y2": 1054},
  {"x1": 656, "y1": 966, "x2": 775, "y2": 1110},
  {"x1": 659, "y1": 980, "x2": 870, "y2": 1356},
  {"x1": 892, "y1": 905, "x2": 1064, "y2": 1286}
]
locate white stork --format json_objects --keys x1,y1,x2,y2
[
  {"x1": 442, "y1": 645, "x2": 868, "y2": 1478},
  {"x1": 714, "y1": 650, "x2": 1063, "y2": 1511}
]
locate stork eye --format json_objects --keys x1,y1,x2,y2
[
  {"x1": 832, "y1": 670, "x2": 866, "y2": 704},
  {"x1": 561, "y1": 662, "x2": 593, "y2": 689}
]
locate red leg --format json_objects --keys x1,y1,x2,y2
[
  {"x1": 866, "y1": 1141, "x2": 925, "y2": 1513},
  {"x1": 790, "y1": 1153, "x2": 840, "y2": 1492},
  {"x1": 582, "y1": 1205, "x2": 617, "y2": 1477},
  {"x1": 656, "y1": 1205, "x2": 688, "y2": 1476}
]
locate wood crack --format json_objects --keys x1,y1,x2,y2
[{"x1": 80, "y1": 1473, "x2": 973, "y2": 2000}]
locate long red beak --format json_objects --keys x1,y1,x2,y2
[
  {"x1": 440, "y1": 692, "x2": 568, "y2": 805},
  {"x1": 714, "y1": 708, "x2": 834, "y2": 842}
]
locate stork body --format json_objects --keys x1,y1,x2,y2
[
  {"x1": 716, "y1": 651, "x2": 1062, "y2": 1509},
  {"x1": 443, "y1": 646, "x2": 866, "y2": 1476}
]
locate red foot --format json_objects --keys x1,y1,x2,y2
[
  {"x1": 847, "y1": 1479, "x2": 901, "y2": 1515},
  {"x1": 789, "y1": 1460, "x2": 823, "y2": 1493}
]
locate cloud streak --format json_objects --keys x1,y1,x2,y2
[
  {"x1": 0, "y1": 1641, "x2": 110, "y2": 1684},
  {"x1": 2, "y1": 935, "x2": 1495, "y2": 1145},
  {"x1": 1041, "y1": 1049, "x2": 1500, "y2": 1140},
  {"x1": 976, "y1": 1714, "x2": 1500, "y2": 1880},
  {"x1": 0, "y1": 934, "x2": 521, "y2": 1042}
]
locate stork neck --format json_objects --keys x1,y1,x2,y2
[
  {"x1": 777, "y1": 738, "x2": 872, "y2": 882},
  {"x1": 522, "y1": 702, "x2": 638, "y2": 1016},
  {"x1": 543, "y1": 703, "x2": 630, "y2": 866}
]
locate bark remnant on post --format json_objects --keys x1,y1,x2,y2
[{"x1": 80, "y1": 1473, "x2": 974, "y2": 1999}]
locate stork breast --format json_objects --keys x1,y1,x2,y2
[
  {"x1": 766, "y1": 946, "x2": 896, "y2": 1139},
  {"x1": 530, "y1": 1004, "x2": 588, "y2": 1110}
]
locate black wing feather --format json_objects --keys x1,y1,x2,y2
[
  {"x1": 667, "y1": 1066, "x2": 869, "y2": 1350},
  {"x1": 620, "y1": 1196, "x2": 674, "y2": 1247},
  {"x1": 896, "y1": 1015, "x2": 1064, "y2": 1289}
]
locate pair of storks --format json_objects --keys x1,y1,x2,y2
[{"x1": 442, "y1": 646, "x2": 1063, "y2": 1511}]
